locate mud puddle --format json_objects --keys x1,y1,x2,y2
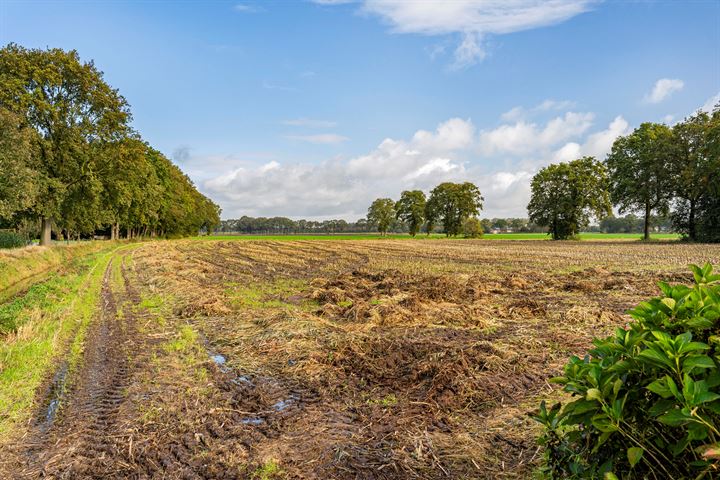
[{"x1": 40, "y1": 361, "x2": 69, "y2": 429}]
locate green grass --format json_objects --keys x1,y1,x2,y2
[
  {"x1": 198, "y1": 232, "x2": 680, "y2": 241},
  {"x1": 0, "y1": 244, "x2": 134, "y2": 438},
  {"x1": 253, "y1": 460, "x2": 285, "y2": 480},
  {"x1": 225, "y1": 278, "x2": 314, "y2": 310}
]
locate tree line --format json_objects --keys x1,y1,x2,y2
[
  {"x1": 217, "y1": 215, "x2": 552, "y2": 235},
  {"x1": 528, "y1": 107, "x2": 720, "y2": 241},
  {"x1": 367, "y1": 182, "x2": 484, "y2": 236},
  {"x1": 0, "y1": 44, "x2": 220, "y2": 245}
]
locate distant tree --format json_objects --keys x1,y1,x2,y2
[
  {"x1": 694, "y1": 106, "x2": 720, "y2": 242},
  {"x1": 669, "y1": 111, "x2": 714, "y2": 240},
  {"x1": 480, "y1": 218, "x2": 492, "y2": 234},
  {"x1": 600, "y1": 214, "x2": 644, "y2": 234},
  {"x1": 395, "y1": 190, "x2": 426, "y2": 236},
  {"x1": 494, "y1": 218, "x2": 509, "y2": 231},
  {"x1": 367, "y1": 198, "x2": 396, "y2": 236},
  {"x1": 426, "y1": 182, "x2": 483, "y2": 236},
  {"x1": 0, "y1": 44, "x2": 131, "y2": 244},
  {"x1": 462, "y1": 217, "x2": 483, "y2": 238},
  {"x1": 606, "y1": 123, "x2": 675, "y2": 241},
  {"x1": 527, "y1": 157, "x2": 611, "y2": 240},
  {"x1": 0, "y1": 108, "x2": 39, "y2": 222}
]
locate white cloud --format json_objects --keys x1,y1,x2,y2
[
  {"x1": 501, "y1": 99, "x2": 576, "y2": 121},
  {"x1": 354, "y1": 0, "x2": 596, "y2": 67},
  {"x1": 286, "y1": 133, "x2": 349, "y2": 144},
  {"x1": 479, "y1": 111, "x2": 594, "y2": 156},
  {"x1": 644, "y1": 78, "x2": 684, "y2": 104},
  {"x1": 552, "y1": 115, "x2": 630, "y2": 162},
  {"x1": 701, "y1": 92, "x2": 720, "y2": 113},
  {"x1": 199, "y1": 110, "x2": 634, "y2": 220},
  {"x1": 283, "y1": 118, "x2": 337, "y2": 128}
]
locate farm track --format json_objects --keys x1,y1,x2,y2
[
  {"x1": 12, "y1": 253, "x2": 141, "y2": 478},
  {"x1": 1, "y1": 239, "x2": 719, "y2": 478}
]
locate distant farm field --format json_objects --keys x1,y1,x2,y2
[
  {"x1": 201, "y1": 232, "x2": 681, "y2": 241},
  {"x1": 0, "y1": 239, "x2": 716, "y2": 478}
]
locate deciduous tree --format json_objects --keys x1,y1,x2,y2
[
  {"x1": 0, "y1": 109, "x2": 39, "y2": 221},
  {"x1": 527, "y1": 157, "x2": 611, "y2": 240},
  {"x1": 0, "y1": 44, "x2": 131, "y2": 244},
  {"x1": 606, "y1": 123, "x2": 674, "y2": 241},
  {"x1": 670, "y1": 111, "x2": 714, "y2": 241},
  {"x1": 395, "y1": 190, "x2": 426, "y2": 236},
  {"x1": 426, "y1": 182, "x2": 483, "y2": 236},
  {"x1": 367, "y1": 198, "x2": 395, "y2": 236}
]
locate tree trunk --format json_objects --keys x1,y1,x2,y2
[
  {"x1": 689, "y1": 200, "x2": 696, "y2": 241},
  {"x1": 644, "y1": 203, "x2": 651, "y2": 241},
  {"x1": 40, "y1": 217, "x2": 53, "y2": 246}
]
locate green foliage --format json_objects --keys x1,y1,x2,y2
[
  {"x1": 669, "y1": 111, "x2": 714, "y2": 241},
  {"x1": 528, "y1": 157, "x2": 611, "y2": 240},
  {"x1": 426, "y1": 182, "x2": 483, "y2": 237},
  {"x1": 367, "y1": 198, "x2": 396, "y2": 235},
  {"x1": 0, "y1": 44, "x2": 221, "y2": 240},
  {"x1": 606, "y1": 122, "x2": 675, "y2": 240},
  {"x1": 395, "y1": 190, "x2": 426, "y2": 236},
  {"x1": 0, "y1": 109, "x2": 39, "y2": 221},
  {"x1": 0, "y1": 231, "x2": 27, "y2": 249},
  {"x1": 462, "y1": 217, "x2": 483, "y2": 238},
  {"x1": 533, "y1": 263, "x2": 720, "y2": 479},
  {"x1": 693, "y1": 107, "x2": 720, "y2": 243}
]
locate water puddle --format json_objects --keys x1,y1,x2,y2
[
  {"x1": 205, "y1": 346, "x2": 255, "y2": 386},
  {"x1": 41, "y1": 362, "x2": 69, "y2": 429},
  {"x1": 273, "y1": 394, "x2": 299, "y2": 412},
  {"x1": 211, "y1": 353, "x2": 227, "y2": 366},
  {"x1": 241, "y1": 417, "x2": 265, "y2": 426}
]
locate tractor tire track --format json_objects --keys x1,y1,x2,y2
[{"x1": 18, "y1": 255, "x2": 140, "y2": 479}]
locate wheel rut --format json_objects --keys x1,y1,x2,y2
[{"x1": 17, "y1": 254, "x2": 142, "y2": 479}]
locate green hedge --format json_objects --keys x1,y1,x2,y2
[
  {"x1": 0, "y1": 231, "x2": 27, "y2": 249},
  {"x1": 534, "y1": 263, "x2": 720, "y2": 479}
]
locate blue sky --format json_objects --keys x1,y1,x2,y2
[{"x1": 2, "y1": 0, "x2": 719, "y2": 220}]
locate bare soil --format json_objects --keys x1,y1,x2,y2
[{"x1": 2, "y1": 240, "x2": 719, "y2": 479}]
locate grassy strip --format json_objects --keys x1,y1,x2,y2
[
  {"x1": 0, "y1": 245, "x2": 129, "y2": 438},
  {"x1": 198, "y1": 232, "x2": 680, "y2": 241},
  {"x1": 0, "y1": 241, "x2": 112, "y2": 295}
]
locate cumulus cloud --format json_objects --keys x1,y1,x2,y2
[
  {"x1": 349, "y1": 0, "x2": 596, "y2": 67},
  {"x1": 479, "y1": 111, "x2": 594, "y2": 156},
  {"x1": 199, "y1": 110, "x2": 634, "y2": 220},
  {"x1": 286, "y1": 133, "x2": 349, "y2": 144},
  {"x1": 552, "y1": 115, "x2": 630, "y2": 162},
  {"x1": 644, "y1": 78, "x2": 684, "y2": 104}
]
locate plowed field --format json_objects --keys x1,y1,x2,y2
[{"x1": 1, "y1": 239, "x2": 719, "y2": 479}]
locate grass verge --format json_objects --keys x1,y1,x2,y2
[{"x1": 0, "y1": 244, "x2": 131, "y2": 439}]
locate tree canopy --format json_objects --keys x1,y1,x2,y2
[
  {"x1": 606, "y1": 122, "x2": 675, "y2": 241},
  {"x1": 670, "y1": 110, "x2": 718, "y2": 241},
  {"x1": 395, "y1": 190, "x2": 426, "y2": 237},
  {"x1": 0, "y1": 44, "x2": 220, "y2": 242},
  {"x1": 426, "y1": 182, "x2": 483, "y2": 237},
  {"x1": 527, "y1": 157, "x2": 611, "y2": 240},
  {"x1": 367, "y1": 198, "x2": 396, "y2": 236}
]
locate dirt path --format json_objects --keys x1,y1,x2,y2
[{"x1": 12, "y1": 254, "x2": 140, "y2": 478}]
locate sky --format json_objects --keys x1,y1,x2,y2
[{"x1": 1, "y1": 0, "x2": 719, "y2": 221}]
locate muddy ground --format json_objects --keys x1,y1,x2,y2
[{"x1": 1, "y1": 240, "x2": 719, "y2": 479}]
